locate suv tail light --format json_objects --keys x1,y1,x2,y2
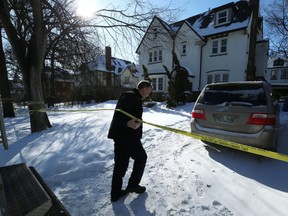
[
  {"x1": 248, "y1": 113, "x2": 276, "y2": 125},
  {"x1": 192, "y1": 109, "x2": 206, "y2": 119}
]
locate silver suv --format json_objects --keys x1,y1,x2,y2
[{"x1": 190, "y1": 81, "x2": 280, "y2": 151}]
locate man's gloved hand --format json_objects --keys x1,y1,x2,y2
[{"x1": 127, "y1": 118, "x2": 141, "y2": 129}]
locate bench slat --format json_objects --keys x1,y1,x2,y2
[{"x1": 0, "y1": 163, "x2": 51, "y2": 216}]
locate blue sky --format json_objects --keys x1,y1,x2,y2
[
  {"x1": 171, "y1": 0, "x2": 273, "y2": 19},
  {"x1": 77, "y1": 0, "x2": 274, "y2": 20}
]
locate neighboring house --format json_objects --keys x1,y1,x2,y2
[
  {"x1": 42, "y1": 66, "x2": 75, "y2": 103},
  {"x1": 75, "y1": 47, "x2": 139, "y2": 100},
  {"x1": 120, "y1": 63, "x2": 141, "y2": 88},
  {"x1": 265, "y1": 58, "x2": 288, "y2": 96},
  {"x1": 136, "y1": 0, "x2": 268, "y2": 99}
]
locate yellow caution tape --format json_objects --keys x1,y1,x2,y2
[
  {"x1": 117, "y1": 109, "x2": 288, "y2": 163},
  {"x1": 22, "y1": 107, "x2": 288, "y2": 163}
]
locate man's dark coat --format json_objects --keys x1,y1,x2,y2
[{"x1": 108, "y1": 89, "x2": 143, "y2": 140}]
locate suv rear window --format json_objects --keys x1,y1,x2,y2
[{"x1": 198, "y1": 84, "x2": 267, "y2": 106}]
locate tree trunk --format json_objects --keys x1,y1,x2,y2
[
  {"x1": 246, "y1": 0, "x2": 259, "y2": 81},
  {"x1": 0, "y1": 27, "x2": 15, "y2": 117},
  {"x1": 28, "y1": 65, "x2": 52, "y2": 132},
  {"x1": 0, "y1": 0, "x2": 51, "y2": 132},
  {"x1": 27, "y1": 0, "x2": 51, "y2": 132},
  {"x1": 49, "y1": 52, "x2": 56, "y2": 107}
]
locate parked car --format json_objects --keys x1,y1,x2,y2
[{"x1": 190, "y1": 81, "x2": 280, "y2": 151}]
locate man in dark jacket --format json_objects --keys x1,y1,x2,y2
[{"x1": 108, "y1": 80, "x2": 152, "y2": 202}]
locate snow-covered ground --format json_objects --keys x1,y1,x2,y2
[{"x1": 1, "y1": 101, "x2": 288, "y2": 216}]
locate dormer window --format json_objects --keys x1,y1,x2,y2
[
  {"x1": 273, "y1": 58, "x2": 284, "y2": 66},
  {"x1": 215, "y1": 9, "x2": 230, "y2": 26}
]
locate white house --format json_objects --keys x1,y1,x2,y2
[
  {"x1": 136, "y1": 0, "x2": 268, "y2": 100},
  {"x1": 265, "y1": 58, "x2": 288, "y2": 96}
]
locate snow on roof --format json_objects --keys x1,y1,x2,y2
[
  {"x1": 86, "y1": 55, "x2": 133, "y2": 75},
  {"x1": 169, "y1": 0, "x2": 252, "y2": 37}
]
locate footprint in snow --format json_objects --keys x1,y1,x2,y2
[
  {"x1": 195, "y1": 174, "x2": 205, "y2": 197},
  {"x1": 201, "y1": 201, "x2": 233, "y2": 216}
]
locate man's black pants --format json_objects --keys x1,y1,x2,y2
[{"x1": 111, "y1": 138, "x2": 147, "y2": 196}]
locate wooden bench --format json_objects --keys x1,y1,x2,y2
[{"x1": 0, "y1": 163, "x2": 70, "y2": 216}]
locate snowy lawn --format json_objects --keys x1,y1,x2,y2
[{"x1": 1, "y1": 101, "x2": 288, "y2": 216}]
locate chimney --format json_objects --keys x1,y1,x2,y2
[
  {"x1": 105, "y1": 46, "x2": 112, "y2": 71},
  {"x1": 105, "y1": 46, "x2": 112, "y2": 86}
]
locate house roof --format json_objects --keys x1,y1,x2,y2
[
  {"x1": 86, "y1": 55, "x2": 138, "y2": 75},
  {"x1": 170, "y1": 1, "x2": 252, "y2": 37},
  {"x1": 136, "y1": 0, "x2": 253, "y2": 53}
]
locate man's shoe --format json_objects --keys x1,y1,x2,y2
[
  {"x1": 126, "y1": 185, "x2": 146, "y2": 194},
  {"x1": 111, "y1": 190, "x2": 127, "y2": 202}
]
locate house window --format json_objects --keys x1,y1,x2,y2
[
  {"x1": 215, "y1": 74, "x2": 221, "y2": 82},
  {"x1": 153, "y1": 51, "x2": 158, "y2": 62},
  {"x1": 159, "y1": 50, "x2": 162, "y2": 61},
  {"x1": 151, "y1": 78, "x2": 156, "y2": 90},
  {"x1": 207, "y1": 73, "x2": 229, "y2": 84},
  {"x1": 149, "y1": 52, "x2": 153, "y2": 63},
  {"x1": 212, "y1": 41, "x2": 218, "y2": 54},
  {"x1": 212, "y1": 38, "x2": 227, "y2": 55},
  {"x1": 151, "y1": 77, "x2": 164, "y2": 91},
  {"x1": 221, "y1": 39, "x2": 227, "y2": 53},
  {"x1": 215, "y1": 9, "x2": 230, "y2": 26},
  {"x1": 207, "y1": 75, "x2": 213, "y2": 84},
  {"x1": 222, "y1": 74, "x2": 229, "y2": 82},
  {"x1": 158, "y1": 77, "x2": 164, "y2": 91},
  {"x1": 271, "y1": 70, "x2": 278, "y2": 80},
  {"x1": 148, "y1": 49, "x2": 163, "y2": 63},
  {"x1": 281, "y1": 69, "x2": 288, "y2": 79},
  {"x1": 182, "y1": 42, "x2": 187, "y2": 55}
]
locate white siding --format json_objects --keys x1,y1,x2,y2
[
  {"x1": 201, "y1": 30, "x2": 249, "y2": 89},
  {"x1": 174, "y1": 23, "x2": 203, "y2": 91},
  {"x1": 137, "y1": 18, "x2": 173, "y2": 77}
]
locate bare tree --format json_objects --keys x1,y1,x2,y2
[
  {"x1": 43, "y1": 0, "x2": 101, "y2": 106},
  {"x1": 0, "y1": 0, "x2": 178, "y2": 133},
  {"x1": 0, "y1": 0, "x2": 51, "y2": 132},
  {"x1": 0, "y1": 0, "x2": 99, "y2": 131},
  {"x1": 86, "y1": 1, "x2": 180, "y2": 61},
  {"x1": 264, "y1": 0, "x2": 288, "y2": 58}
]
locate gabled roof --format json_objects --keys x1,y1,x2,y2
[
  {"x1": 174, "y1": 20, "x2": 204, "y2": 41},
  {"x1": 136, "y1": 0, "x2": 253, "y2": 53},
  {"x1": 136, "y1": 16, "x2": 174, "y2": 53}
]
